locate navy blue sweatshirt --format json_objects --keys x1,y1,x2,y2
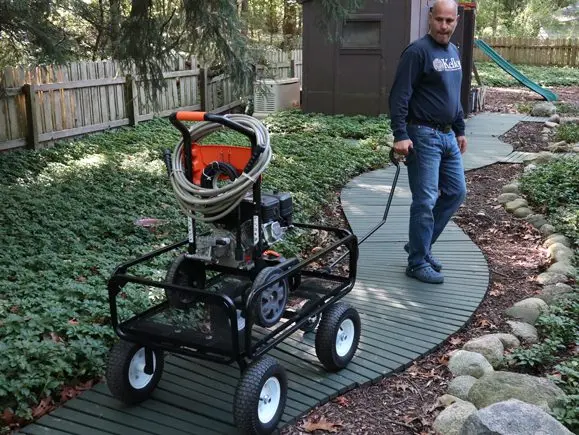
[{"x1": 389, "y1": 34, "x2": 465, "y2": 141}]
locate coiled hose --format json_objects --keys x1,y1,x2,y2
[{"x1": 169, "y1": 114, "x2": 272, "y2": 222}]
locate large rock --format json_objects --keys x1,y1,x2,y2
[
  {"x1": 544, "y1": 121, "x2": 559, "y2": 128},
  {"x1": 463, "y1": 336, "x2": 504, "y2": 368},
  {"x1": 537, "y1": 271, "x2": 569, "y2": 285},
  {"x1": 448, "y1": 375, "x2": 478, "y2": 401},
  {"x1": 548, "y1": 114, "x2": 561, "y2": 124},
  {"x1": 468, "y1": 371, "x2": 566, "y2": 411},
  {"x1": 513, "y1": 207, "x2": 532, "y2": 218},
  {"x1": 549, "y1": 142, "x2": 573, "y2": 153},
  {"x1": 497, "y1": 193, "x2": 519, "y2": 204},
  {"x1": 448, "y1": 350, "x2": 494, "y2": 378},
  {"x1": 531, "y1": 102, "x2": 556, "y2": 117},
  {"x1": 505, "y1": 298, "x2": 548, "y2": 325},
  {"x1": 525, "y1": 214, "x2": 548, "y2": 229},
  {"x1": 560, "y1": 116, "x2": 579, "y2": 124},
  {"x1": 548, "y1": 243, "x2": 575, "y2": 263},
  {"x1": 543, "y1": 234, "x2": 572, "y2": 248},
  {"x1": 459, "y1": 399, "x2": 573, "y2": 435},
  {"x1": 501, "y1": 183, "x2": 520, "y2": 194},
  {"x1": 547, "y1": 262, "x2": 576, "y2": 277},
  {"x1": 506, "y1": 320, "x2": 539, "y2": 344},
  {"x1": 537, "y1": 283, "x2": 574, "y2": 304},
  {"x1": 540, "y1": 224, "x2": 556, "y2": 236},
  {"x1": 488, "y1": 333, "x2": 520, "y2": 350},
  {"x1": 434, "y1": 400, "x2": 477, "y2": 435},
  {"x1": 505, "y1": 198, "x2": 528, "y2": 213}
]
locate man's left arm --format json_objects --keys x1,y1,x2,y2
[{"x1": 452, "y1": 108, "x2": 467, "y2": 154}]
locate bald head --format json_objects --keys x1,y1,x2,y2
[
  {"x1": 431, "y1": 0, "x2": 458, "y2": 15},
  {"x1": 429, "y1": 0, "x2": 459, "y2": 45}
]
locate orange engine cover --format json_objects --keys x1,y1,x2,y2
[{"x1": 189, "y1": 144, "x2": 252, "y2": 185}]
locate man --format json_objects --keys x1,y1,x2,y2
[{"x1": 388, "y1": 0, "x2": 467, "y2": 284}]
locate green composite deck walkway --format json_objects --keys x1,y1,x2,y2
[{"x1": 19, "y1": 113, "x2": 530, "y2": 435}]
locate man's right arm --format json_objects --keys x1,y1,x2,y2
[{"x1": 389, "y1": 45, "x2": 423, "y2": 143}]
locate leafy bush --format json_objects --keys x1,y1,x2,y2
[
  {"x1": 507, "y1": 338, "x2": 566, "y2": 372},
  {"x1": 556, "y1": 123, "x2": 579, "y2": 144},
  {"x1": 0, "y1": 111, "x2": 391, "y2": 421},
  {"x1": 520, "y1": 158, "x2": 579, "y2": 244},
  {"x1": 550, "y1": 360, "x2": 579, "y2": 431},
  {"x1": 476, "y1": 61, "x2": 579, "y2": 87}
]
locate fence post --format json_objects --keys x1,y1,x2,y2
[
  {"x1": 125, "y1": 74, "x2": 138, "y2": 126},
  {"x1": 290, "y1": 59, "x2": 296, "y2": 78},
  {"x1": 22, "y1": 84, "x2": 39, "y2": 150},
  {"x1": 199, "y1": 67, "x2": 208, "y2": 111}
]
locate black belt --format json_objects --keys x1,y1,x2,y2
[{"x1": 408, "y1": 120, "x2": 453, "y2": 133}]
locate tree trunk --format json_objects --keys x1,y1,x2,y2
[{"x1": 109, "y1": 0, "x2": 121, "y2": 50}]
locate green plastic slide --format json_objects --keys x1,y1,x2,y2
[{"x1": 474, "y1": 38, "x2": 558, "y2": 102}]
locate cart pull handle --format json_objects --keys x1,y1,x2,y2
[
  {"x1": 172, "y1": 111, "x2": 257, "y2": 141},
  {"x1": 176, "y1": 111, "x2": 207, "y2": 122}
]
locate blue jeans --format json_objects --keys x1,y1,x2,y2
[{"x1": 406, "y1": 124, "x2": 467, "y2": 269}]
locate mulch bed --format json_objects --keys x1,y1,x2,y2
[
  {"x1": 499, "y1": 122, "x2": 552, "y2": 153},
  {"x1": 483, "y1": 86, "x2": 579, "y2": 113}
]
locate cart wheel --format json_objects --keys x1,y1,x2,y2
[
  {"x1": 253, "y1": 267, "x2": 288, "y2": 328},
  {"x1": 315, "y1": 302, "x2": 361, "y2": 372},
  {"x1": 106, "y1": 340, "x2": 164, "y2": 405},
  {"x1": 233, "y1": 356, "x2": 287, "y2": 435},
  {"x1": 165, "y1": 254, "x2": 205, "y2": 308},
  {"x1": 299, "y1": 313, "x2": 320, "y2": 333}
]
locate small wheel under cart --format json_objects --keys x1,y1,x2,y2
[
  {"x1": 315, "y1": 302, "x2": 361, "y2": 372},
  {"x1": 106, "y1": 340, "x2": 165, "y2": 405},
  {"x1": 233, "y1": 355, "x2": 288, "y2": 435}
]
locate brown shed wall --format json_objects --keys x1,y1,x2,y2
[{"x1": 302, "y1": 0, "x2": 422, "y2": 116}]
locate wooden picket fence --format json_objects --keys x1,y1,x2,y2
[
  {"x1": 0, "y1": 50, "x2": 303, "y2": 152},
  {"x1": 474, "y1": 36, "x2": 579, "y2": 67}
]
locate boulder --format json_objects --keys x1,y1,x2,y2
[
  {"x1": 531, "y1": 102, "x2": 556, "y2": 117},
  {"x1": 525, "y1": 214, "x2": 548, "y2": 229},
  {"x1": 448, "y1": 350, "x2": 494, "y2": 378},
  {"x1": 505, "y1": 198, "x2": 528, "y2": 213},
  {"x1": 505, "y1": 298, "x2": 548, "y2": 325},
  {"x1": 547, "y1": 114, "x2": 560, "y2": 124},
  {"x1": 547, "y1": 262, "x2": 576, "y2": 277},
  {"x1": 543, "y1": 234, "x2": 571, "y2": 248},
  {"x1": 524, "y1": 163, "x2": 537, "y2": 173},
  {"x1": 560, "y1": 116, "x2": 579, "y2": 124},
  {"x1": 549, "y1": 142, "x2": 573, "y2": 153},
  {"x1": 467, "y1": 371, "x2": 566, "y2": 411},
  {"x1": 506, "y1": 321, "x2": 539, "y2": 344},
  {"x1": 544, "y1": 121, "x2": 558, "y2": 128},
  {"x1": 448, "y1": 376, "x2": 478, "y2": 401},
  {"x1": 540, "y1": 224, "x2": 556, "y2": 236},
  {"x1": 463, "y1": 336, "x2": 504, "y2": 368},
  {"x1": 534, "y1": 151, "x2": 556, "y2": 164},
  {"x1": 537, "y1": 271, "x2": 569, "y2": 285},
  {"x1": 548, "y1": 243, "x2": 575, "y2": 263},
  {"x1": 459, "y1": 399, "x2": 573, "y2": 435},
  {"x1": 497, "y1": 193, "x2": 519, "y2": 204},
  {"x1": 488, "y1": 333, "x2": 520, "y2": 350},
  {"x1": 537, "y1": 283, "x2": 574, "y2": 304},
  {"x1": 434, "y1": 400, "x2": 477, "y2": 435},
  {"x1": 501, "y1": 183, "x2": 520, "y2": 194},
  {"x1": 513, "y1": 207, "x2": 532, "y2": 218}
]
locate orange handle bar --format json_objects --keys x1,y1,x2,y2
[{"x1": 175, "y1": 111, "x2": 207, "y2": 122}]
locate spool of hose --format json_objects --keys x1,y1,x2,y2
[{"x1": 169, "y1": 114, "x2": 272, "y2": 223}]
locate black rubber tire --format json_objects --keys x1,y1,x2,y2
[
  {"x1": 252, "y1": 267, "x2": 289, "y2": 328},
  {"x1": 165, "y1": 254, "x2": 205, "y2": 309},
  {"x1": 233, "y1": 356, "x2": 287, "y2": 435},
  {"x1": 315, "y1": 302, "x2": 361, "y2": 372},
  {"x1": 106, "y1": 340, "x2": 164, "y2": 405},
  {"x1": 299, "y1": 313, "x2": 320, "y2": 333}
]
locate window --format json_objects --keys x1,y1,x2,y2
[{"x1": 341, "y1": 20, "x2": 381, "y2": 48}]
